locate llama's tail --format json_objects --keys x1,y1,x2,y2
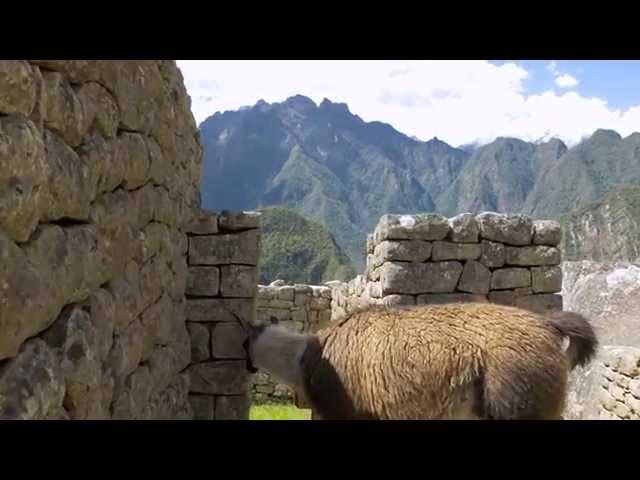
[{"x1": 545, "y1": 311, "x2": 598, "y2": 370}]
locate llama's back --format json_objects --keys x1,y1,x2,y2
[{"x1": 313, "y1": 303, "x2": 570, "y2": 419}]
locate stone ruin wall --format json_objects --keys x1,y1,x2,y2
[
  {"x1": 183, "y1": 211, "x2": 260, "y2": 419},
  {"x1": 1, "y1": 60, "x2": 635, "y2": 421},
  {"x1": 0, "y1": 59, "x2": 228, "y2": 420},
  {"x1": 566, "y1": 346, "x2": 640, "y2": 420},
  {"x1": 252, "y1": 281, "x2": 332, "y2": 403},
  {"x1": 331, "y1": 212, "x2": 564, "y2": 321}
]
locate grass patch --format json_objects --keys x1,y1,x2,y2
[{"x1": 249, "y1": 403, "x2": 312, "y2": 420}]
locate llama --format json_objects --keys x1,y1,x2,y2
[{"x1": 242, "y1": 302, "x2": 597, "y2": 420}]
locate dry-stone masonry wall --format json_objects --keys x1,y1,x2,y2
[
  {"x1": 184, "y1": 211, "x2": 261, "y2": 419},
  {"x1": 0, "y1": 60, "x2": 204, "y2": 419},
  {"x1": 252, "y1": 280, "x2": 332, "y2": 403},
  {"x1": 332, "y1": 213, "x2": 563, "y2": 322},
  {"x1": 566, "y1": 346, "x2": 640, "y2": 420}
]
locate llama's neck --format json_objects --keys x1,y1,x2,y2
[{"x1": 249, "y1": 326, "x2": 311, "y2": 389}]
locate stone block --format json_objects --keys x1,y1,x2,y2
[
  {"x1": 218, "y1": 210, "x2": 261, "y2": 231},
  {"x1": 219, "y1": 265, "x2": 258, "y2": 298},
  {"x1": 188, "y1": 361, "x2": 248, "y2": 395},
  {"x1": 448, "y1": 213, "x2": 480, "y2": 243},
  {"x1": 457, "y1": 260, "x2": 491, "y2": 294},
  {"x1": 380, "y1": 261, "x2": 463, "y2": 295},
  {"x1": 533, "y1": 220, "x2": 562, "y2": 246},
  {"x1": 432, "y1": 241, "x2": 482, "y2": 261},
  {"x1": 491, "y1": 268, "x2": 531, "y2": 290},
  {"x1": 210, "y1": 322, "x2": 247, "y2": 359},
  {"x1": 531, "y1": 266, "x2": 562, "y2": 293},
  {"x1": 189, "y1": 395, "x2": 215, "y2": 420},
  {"x1": 505, "y1": 246, "x2": 561, "y2": 266},
  {"x1": 188, "y1": 229, "x2": 259, "y2": 265},
  {"x1": 476, "y1": 212, "x2": 533, "y2": 246},
  {"x1": 187, "y1": 322, "x2": 210, "y2": 362},
  {"x1": 373, "y1": 213, "x2": 450, "y2": 244},
  {"x1": 186, "y1": 266, "x2": 220, "y2": 296},
  {"x1": 373, "y1": 240, "x2": 432, "y2": 266},
  {"x1": 215, "y1": 395, "x2": 250, "y2": 420},
  {"x1": 417, "y1": 293, "x2": 487, "y2": 305}
]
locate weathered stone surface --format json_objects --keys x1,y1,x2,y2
[
  {"x1": 533, "y1": 220, "x2": 562, "y2": 246},
  {"x1": 186, "y1": 266, "x2": 220, "y2": 297},
  {"x1": 215, "y1": 395, "x2": 249, "y2": 420},
  {"x1": 276, "y1": 286, "x2": 295, "y2": 301},
  {"x1": 0, "y1": 339, "x2": 65, "y2": 419},
  {"x1": 417, "y1": 293, "x2": 487, "y2": 305},
  {"x1": 479, "y1": 240, "x2": 505, "y2": 268},
  {"x1": 188, "y1": 361, "x2": 249, "y2": 395},
  {"x1": 567, "y1": 346, "x2": 640, "y2": 420},
  {"x1": 476, "y1": 212, "x2": 533, "y2": 246},
  {"x1": 0, "y1": 231, "x2": 62, "y2": 360},
  {"x1": 188, "y1": 229, "x2": 259, "y2": 265},
  {"x1": 432, "y1": 241, "x2": 481, "y2": 261},
  {"x1": 43, "y1": 306, "x2": 103, "y2": 419},
  {"x1": 382, "y1": 294, "x2": 416, "y2": 306},
  {"x1": 186, "y1": 298, "x2": 254, "y2": 323},
  {"x1": 117, "y1": 132, "x2": 150, "y2": 190},
  {"x1": 187, "y1": 322, "x2": 210, "y2": 363},
  {"x1": 211, "y1": 323, "x2": 247, "y2": 359},
  {"x1": 491, "y1": 268, "x2": 531, "y2": 290},
  {"x1": 531, "y1": 266, "x2": 562, "y2": 293},
  {"x1": 514, "y1": 294, "x2": 563, "y2": 313},
  {"x1": 42, "y1": 71, "x2": 87, "y2": 147},
  {"x1": 75, "y1": 82, "x2": 119, "y2": 139},
  {"x1": 107, "y1": 318, "x2": 144, "y2": 380},
  {"x1": 373, "y1": 240, "x2": 432, "y2": 266},
  {"x1": 111, "y1": 365, "x2": 154, "y2": 419},
  {"x1": 0, "y1": 61, "x2": 37, "y2": 116},
  {"x1": 373, "y1": 214, "x2": 450, "y2": 244},
  {"x1": 86, "y1": 288, "x2": 116, "y2": 362},
  {"x1": 380, "y1": 261, "x2": 463, "y2": 295},
  {"x1": 563, "y1": 261, "x2": 640, "y2": 348},
  {"x1": 30, "y1": 60, "x2": 102, "y2": 83},
  {"x1": 189, "y1": 395, "x2": 215, "y2": 420},
  {"x1": 505, "y1": 246, "x2": 561, "y2": 266},
  {"x1": 457, "y1": 260, "x2": 491, "y2": 294},
  {"x1": 448, "y1": 213, "x2": 479, "y2": 243},
  {"x1": 220, "y1": 265, "x2": 258, "y2": 298},
  {"x1": 218, "y1": 210, "x2": 261, "y2": 231},
  {"x1": 0, "y1": 115, "x2": 47, "y2": 242},
  {"x1": 366, "y1": 234, "x2": 374, "y2": 254},
  {"x1": 43, "y1": 130, "x2": 94, "y2": 222}
]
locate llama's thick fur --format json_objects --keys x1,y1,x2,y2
[{"x1": 245, "y1": 302, "x2": 597, "y2": 420}]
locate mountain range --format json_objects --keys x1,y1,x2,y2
[{"x1": 200, "y1": 94, "x2": 640, "y2": 272}]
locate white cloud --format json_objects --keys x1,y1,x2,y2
[
  {"x1": 547, "y1": 60, "x2": 580, "y2": 88},
  {"x1": 555, "y1": 73, "x2": 579, "y2": 88},
  {"x1": 176, "y1": 60, "x2": 636, "y2": 147}
]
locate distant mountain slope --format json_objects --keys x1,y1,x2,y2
[
  {"x1": 561, "y1": 183, "x2": 640, "y2": 262},
  {"x1": 200, "y1": 95, "x2": 469, "y2": 269},
  {"x1": 199, "y1": 95, "x2": 640, "y2": 269},
  {"x1": 258, "y1": 207, "x2": 356, "y2": 285},
  {"x1": 522, "y1": 130, "x2": 640, "y2": 218}
]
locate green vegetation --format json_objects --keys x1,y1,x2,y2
[
  {"x1": 259, "y1": 206, "x2": 356, "y2": 285},
  {"x1": 249, "y1": 403, "x2": 312, "y2": 420}
]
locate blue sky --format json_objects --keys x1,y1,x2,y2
[
  {"x1": 177, "y1": 60, "x2": 640, "y2": 147},
  {"x1": 494, "y1": 60, "x2": 640, "y2": 110}
]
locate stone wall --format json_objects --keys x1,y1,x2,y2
[
  {"x1": 332, "y1": 212, "x2": 564, "y2": 321},
  {"x1": 184, "y1": 211, "x2": 260, "y2": 419},
  {"x1": 251, "y1": 280, "x2": 332, "y2": 403},
  {"x1": 566, "y1": 346, "x2": 640, "y2": 420},
  {"x1": 0, "y1": 60, "x2": 202, "y2": 419}
]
